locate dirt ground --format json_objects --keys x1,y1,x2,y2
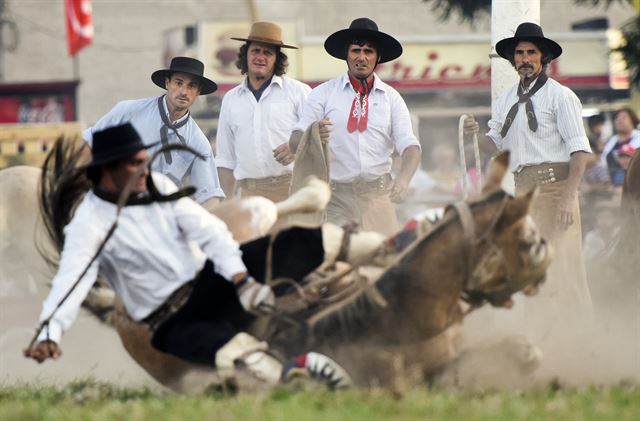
[{"x1": 2, "y1": 165, "x2": 638, "y2": 391}]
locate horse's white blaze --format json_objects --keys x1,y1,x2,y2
[
  {"x1": 470, "y1": 249, "x2": 505, "y2": 290},
  {"x1": 239, "y1": 197, "x2": 278, "y2": 236},
  {"x1": 276, "y1": 176, "x2": 330, "y2": 217}
]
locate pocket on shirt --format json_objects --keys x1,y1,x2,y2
[
  {"x1": 367, "y1": 98, "x2": 391, "y2": 133},
  {"x1": 269, "y1": 101, "x2": 297, "y2": 131}
]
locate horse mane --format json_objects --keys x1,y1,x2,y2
[
  {"x1": 38, "y1": 137, "x2": 92, "y2": 267},
  {"x1": 309, "y1": 190, "x2": 508, "y2": 341}
]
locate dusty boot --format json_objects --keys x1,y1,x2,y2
[
  {"x1": 282, "y1": 352, "x2": 353, "y2": 389},
  {"x1": 215, "y1": 333, "x2": 283, "y2": 385}
]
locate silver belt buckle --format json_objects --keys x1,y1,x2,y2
[{"x1": 536, "y1": 167, "x2": 557, "y2": 184}]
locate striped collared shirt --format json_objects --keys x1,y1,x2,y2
[
  {"x1": 83, "y1": 97, "x2": 224, "y2": 203},
  {"x1": 487, "y1": 77, "x2": 591, "y2": 172}
]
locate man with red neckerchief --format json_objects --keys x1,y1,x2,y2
[{"x1": 290, "y1": 18, "x2": 421, "y2": 235}]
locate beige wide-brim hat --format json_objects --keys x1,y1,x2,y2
[{"x1": 231, "y1": 21, "x2": 298, "y2": 49}]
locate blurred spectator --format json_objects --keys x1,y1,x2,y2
[
  {"x1": 395, "y1": 142, "x2": 463, "y2": 223},
  {"x1": 582, "y1": 114, "x2": 612, "y2": 200},
  {"x1": 601, "y1": 108, "x2": 640, "y2": 187},
  {"x1": 586, "y1": 113, "x2": 606, "y2": 153},
  {"x1": 616, "y1": 143, "x2": 636, "y2": 173}
]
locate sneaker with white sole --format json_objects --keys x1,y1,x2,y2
[{"x1": 281, "y1": 352, "x2": 352, "y2": 389}]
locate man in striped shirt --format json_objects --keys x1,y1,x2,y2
[{"x1": 466, "y1": 23, "x2": 593, "y2": 340}]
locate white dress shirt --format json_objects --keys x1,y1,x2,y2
[
  {"x1": 83, "y1": 96, "x2": 224, "y2": 203},
  {"x1": 37, "y1": 173, "x2": 247, "y2": 344},
  {"x1": 487, "y1": 77, "x2": 591, "y2": 172},
  {"x1": 216, "y1": 76, "x2": 311, "y2": 179},
  {"x1": 294, "y1": 73, "x2": 420, "y2": 183}
]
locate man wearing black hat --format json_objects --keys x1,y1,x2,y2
[
  {"x1": 216, "y1": 22, "x2": 311, "y2": 202},
  {"x1": 289, "y1": 18, "x2": 421, "y2": 235},
  {"x1": 466, "y1": 23, "x2": 592, "y2": 330},
  {"x1": 24, "y1": 123, "x2": 351, "y2": 388},
  {"x1": 83, "y1": 57, "x2": 224, "y2": 211}
]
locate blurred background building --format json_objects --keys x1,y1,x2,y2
[{"x1": 0, "y1": 0, "x2": 636, "y2": 167}]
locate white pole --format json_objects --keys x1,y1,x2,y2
[
  {"x1": 491, "y1": 0, "x2": 540, "y2": 111},
  {"x1": 491, "y1": 0, "x2": 540, "y2": 194}
]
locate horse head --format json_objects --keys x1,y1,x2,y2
[
  {"x1": 302, "y1": 151, "x2": 552, "y2": 347},
  {"x1": 459, "y1": 151, "x2": 551, "y2": 308},
  {"x1": 462, "y1": 186, "x2": 550, "y2": 308}
]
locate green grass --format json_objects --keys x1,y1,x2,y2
[{"x1": 1, "y1": 379, "x2": 639, "y2": 420}]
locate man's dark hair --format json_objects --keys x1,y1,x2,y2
[
  {"x1": 235, "y1": 42, "x2": 288, "y2": 76},
  {"x1": 613, "y1": 107, "x2": 640, "y2": 130},
  {"x1": 86, "y1": 159, "x2": 123, "y2": 186},
  {"x1": 507, "y1": 40, "x2": 553, "y2": 71},
  {"x1": 344, "y1": 38, "x2": 380, "y2": 63},
  {"x1": 587, "y1": 114, "x2": 605, "y2": 131},
  {"x1": 166, "y1": 72, "x2": 202, "y2": 91}
]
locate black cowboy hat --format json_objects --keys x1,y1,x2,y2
[
  {"x1": 324, "y1": 18, "x2": 403, "y2": 63},
  {"x1": 88, "y1": 123, "x2": 156, "y2": 169},
  {"x1": 495, "y1": 22, "x2": 562, "y2": 61},
  {"x1": 151, "y1": 56, "x2": 218, "y2": 95}
]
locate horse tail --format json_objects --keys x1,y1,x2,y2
[{"x1": 38, "y1": 136, "x2": 92, "y2": 267}]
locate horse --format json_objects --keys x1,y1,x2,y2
[
  {"x1": 8, "y1": 138, "x2": 550, "y2": 392},
  {"x1": 253, "y1": 151, "x2": 551, "y2": 387}
]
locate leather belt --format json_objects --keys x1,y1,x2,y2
[
  {"x1": 514, "y1": 162, "x2": 569, "y2": 188},
  {"x1": 238, "y1": 173, "x2": 292, "y2": 191},
  {"x1": 143, "y1": 281, "x2": 194, "y2": 332},
  {"x1": 330, "y1": 173, "x2": 393, "y2": 195}
]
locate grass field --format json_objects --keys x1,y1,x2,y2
[{"x1": 1, "y1": 379, "x2": 639, "y2": 420}]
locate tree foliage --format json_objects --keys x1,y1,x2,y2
[
  {"x1": 423, "y1": 0, "x2": 639, "y2": 87},
  {"x1": 614, "y1": 15, "x2": 640, "y2": 86},
  {"x1": 423, "y1": 0, "x2": 491, "y2": 22},
  {"x1": 423, "y1": 0, "x2": 632, "y2": 23}
]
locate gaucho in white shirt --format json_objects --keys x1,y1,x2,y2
[
  {"x1": 217, "y1": 22, "x2": 311, "y2": 202},
  {"x1": 25, "y1": 123, "x2": 352, "y2": 389},
  {"x1": 466, "y1": 23, "x2": 593, "y2": 339},
  {"x1": 291, "y1": 18, "x2": 421, "y2": 235},
  {"x1": 84, "y1": 57, "x2": 225, "y2": 210}
]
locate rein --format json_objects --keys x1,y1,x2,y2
[{"x1": 445, "y1": 194, "x2": 513, "y2": 309}]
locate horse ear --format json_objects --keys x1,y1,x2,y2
[
  {"x1": 495, "y1": 186, "x2": 538, "y2": 229},
  {"x1": 482, "y1": 151, "x2": 510, "y2": 194}
]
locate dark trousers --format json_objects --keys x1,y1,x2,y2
[{"x1": 150, "y1": 227, "x2": 325, "y2": 367}]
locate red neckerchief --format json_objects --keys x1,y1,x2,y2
[{"x1": 347, "y1": 74, "x2": 374, "y2": 133}]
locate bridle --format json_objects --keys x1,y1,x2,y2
[{"x1": 445, "y1": 194, "x2": 522, "y2": 309}]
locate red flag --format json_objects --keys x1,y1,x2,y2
[{"x1": 65, "y1": 0, "x2": 93, "y2": 56}]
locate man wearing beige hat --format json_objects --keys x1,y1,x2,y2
[{"x1": 216, "y1": 22, "x2": 311, "y2": 202}]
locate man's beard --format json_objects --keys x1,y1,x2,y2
[{"x1": 518, "y1": 65, "x2": 537, "y2": 84}]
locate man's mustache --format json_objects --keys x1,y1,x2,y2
[{"x1": 518, "y1": 64, "x2": 534, "y2": 70}]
